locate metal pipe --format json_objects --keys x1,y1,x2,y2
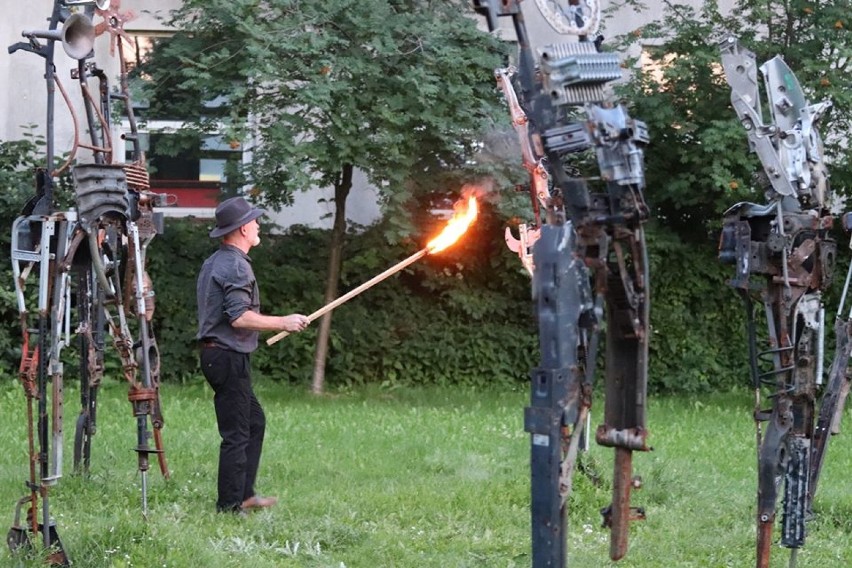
[{"x1": 816, "y1": 307, "x2": 824, "y2": 386}]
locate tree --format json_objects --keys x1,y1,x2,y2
[
  {"x1": 140, "y1": 0, "x2": 507, "y2": 392},
  {"x1": 611, "y1": 0, "x2": 852, "y2": 242}
]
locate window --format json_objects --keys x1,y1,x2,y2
[
  {"x1": 120, "y1": 33, "x2": 243, "y2": 209},
  {"x1": 123, "y1": 127, "x2": 242, "y2": 208}
]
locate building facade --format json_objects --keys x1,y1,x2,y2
[
  {"x1": 2, "y1": 0, "x2": 382, "y2": 227},
  {"x1": 2, "y1": 1, "x2": 728, "y2": 226}
]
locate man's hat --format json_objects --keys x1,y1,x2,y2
[{"x1": 209, "y1": 196, "x2": 266, "y2": 238}]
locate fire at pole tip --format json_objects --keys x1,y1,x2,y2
[{"x1": 426, "y1": 195, "x2": 479, "y2": 254}]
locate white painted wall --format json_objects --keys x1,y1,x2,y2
[{"x1": 1, "y1": 0, "x2": 382, "y2": 229}]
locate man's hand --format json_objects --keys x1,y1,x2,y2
[{"x1": 280, "y1": 314, "x2": 309, "y2": 333}]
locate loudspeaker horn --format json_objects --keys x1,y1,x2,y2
[
  {"x1": 61, "y1": 13, "x2": 96, "y2": 59},
  {"x1": 22, "y1": 13, "x2": 95, "y2": 60}
]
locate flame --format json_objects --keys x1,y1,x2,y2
[{"x1": 426, "y1": 196, "x2": 479, "y2": 253}]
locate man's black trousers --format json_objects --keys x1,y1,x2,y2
[{"x1": 200, "y1": 346, "x2": 266, "y2": 512}]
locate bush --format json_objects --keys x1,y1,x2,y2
[
  {"x1": 147, "y1": 207, "x2": 754, "y2": 394},
  {"x1": 645, "y1": 223, "x2": 749, "y2": 393}
]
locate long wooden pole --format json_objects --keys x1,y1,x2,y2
[{"x1": 266, "y1": 248, "x2": 428, "y2": 345}]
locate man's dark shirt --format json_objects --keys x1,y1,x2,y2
[{"x1": 196, "y1": 244, "x2": 261, "y2": 353}]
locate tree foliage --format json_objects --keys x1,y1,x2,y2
[
  {"x1": 141, "y1": 0, "x2": 507, "y2": 223},
  {"x1": 612, "y1": 0, "x2": 852, "y2": 241}
]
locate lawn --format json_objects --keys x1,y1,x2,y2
[{"x1": 0, "y1": 379, "x2": 850, "y2": 567}]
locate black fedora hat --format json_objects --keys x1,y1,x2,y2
[{"x1": 209, "y1": 196, "x2": 266, "y2": 238}]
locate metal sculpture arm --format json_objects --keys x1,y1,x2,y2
[
  {"x1": 720, "y1": 38, "x2": 830, "y2": 207},
  {"x1": 810, "y1": 250, "x2": 852, "y2": 508},
  {"x1": 718, "y1": 36, "x2": 847, "y2": 568},
  {"x1": 474, "y1": 1, "x2": 651, "y2": 564}
]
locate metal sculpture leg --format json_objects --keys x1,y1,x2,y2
[
  {"x1": 808, "y1": 315, "x2": 852, "y2": 510},
  {"x1": 9, "y1": 214, "x2": 75, "y2": 566},
  {"x1": 527, "y1": 223, "x2": 591, "y2": 567},
  {"x1": 83, "y1": 207, "x2": 170, "y2": 516},
  {"x1": 596, "y1": 228, "x2": 650, "y2": 561},
  {"x1": 722, "y1": 202, "x2": 839, "y2": 568},
  {"x1": 72, "y1": 252, "x2": 107, "y2": 475}
]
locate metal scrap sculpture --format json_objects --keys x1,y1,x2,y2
[
  {"x1": 718, "y1": 37, "x2": 850, "y2": 568},
  {"x1": 473, "y1": 1, "x2": 650, "y2": 564},
  {"x1": 7, "y1": 0, "x2": 169, "y2": 564}
]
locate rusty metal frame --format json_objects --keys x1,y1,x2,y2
[
  {"x1": 7, "y1": 1, "x2": 169, "y2": 564},
  {"x1": 474, "y1": 1, "x2": 651, "y2": 564},
  {"x1": 718, "y1": 36, "x2": 849, "y2": 568}
]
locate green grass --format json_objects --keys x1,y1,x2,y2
[{"x1": 0, "y1": 379, "x2": 850, "y2": 567}]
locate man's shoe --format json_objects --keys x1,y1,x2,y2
[
  {"x1": 217, "y1": 503, "x2": 246, "y2": 516},
  {"x1": 241, "y1": 495, "x2": 278, "y2": 510}
]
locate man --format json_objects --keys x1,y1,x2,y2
[{"x1": 196, "y1": 196, "x2": 309, "y2": 514}]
